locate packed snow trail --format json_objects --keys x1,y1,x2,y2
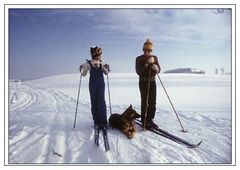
[{"x1": 8, "y1": 74, "x2": 232, "y2": 164}]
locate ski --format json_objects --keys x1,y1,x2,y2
[
  {"x1": 135, "y1": 120, "x2": 202, "y2": 148},
  {"x1": 154, "y1": 126, "x2": 202, "y2": 148},
  {"x1": 94, "y1": 125, "x2": 100, "y2": 146},
  {"x1": 93, "y1": 125, "x2": 110, "y2": 151},
  {"x1": 102, "y1": 126, "x2": 110, "y2": 151}
]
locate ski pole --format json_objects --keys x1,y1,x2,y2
[
  {"x1": 106, "y1": 74, "x2": 112, "y2": 116},
  {"x1": 73, "y1": 73, "x2": 82, "y2": 128},
  {"x1": 157, "y1": 74, "x2": 187, "y2": 132},
  {"x1": 143, "y1": 68, "x2": 152, "y2": 131}
]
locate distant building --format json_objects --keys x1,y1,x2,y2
[{"x1": 164, "y1": 68, "x2": 205, "y2": 74}]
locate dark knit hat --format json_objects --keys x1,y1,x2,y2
[{"x1": 90, "y1": 46, "x2": 102, "y2": 58}]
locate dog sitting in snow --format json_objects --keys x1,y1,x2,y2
[{"x1": 109, "y1": 105, "x2": 141, "y2": 139}]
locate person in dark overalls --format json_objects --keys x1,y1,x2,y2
[{"x1": 80, "y1": 46, "x2": 110, "y2": 129}]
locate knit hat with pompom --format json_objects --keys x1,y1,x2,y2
[{"x1": 143, "y1": 39, "x2": 153, "y2": 51}]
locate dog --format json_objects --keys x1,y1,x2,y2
[{"x1": 109, "y1": 105, "x2": 141, "y2": 139}]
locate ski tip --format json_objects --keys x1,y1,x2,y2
[
  {"x1": 197, "y1": 140, "x2": 203, "y2": 145},
  {"x1": 188, "y1": 140, "x2": 202, "y2": 148}
]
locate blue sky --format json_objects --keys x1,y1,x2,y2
[{"x1": 9, "y1": 8, "x2": 232, "y2": 80}]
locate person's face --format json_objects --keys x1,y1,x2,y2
[{"x1": 144, "y1": 49, "x2": 152, "y2": 56}]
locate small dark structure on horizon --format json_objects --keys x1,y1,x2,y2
[{"x1": 164, "y1": 68, "x2": 205, "y2": 74}]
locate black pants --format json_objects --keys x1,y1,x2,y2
[{"x1": 139, "y1": 80, "x2": 156, "y2": 122}]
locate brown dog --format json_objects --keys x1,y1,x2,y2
[{"x1": 109, "y1": 105, "x2": 141, "y2": 139}]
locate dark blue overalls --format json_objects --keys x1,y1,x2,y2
[{"x1": 87, "y1": 60, "x2": 107, "y2": 126}]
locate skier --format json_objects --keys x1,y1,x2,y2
[
  {"x1": 79, "y1": 46, "x2": 110, "y2": 130},
  {"x1": 135, "y1": 39, "x2": 161, "y2": 129}
]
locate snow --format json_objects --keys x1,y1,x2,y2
[{"x1": 8, "y1": 73, "x2": 232, "y2": 164}]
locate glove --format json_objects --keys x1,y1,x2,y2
[
  {"x1": 147, "y1": 57, "x2": 154, "y2": 64},
  {"x1": 103, "y1": 64, "x2": 110, "y2": 72},
  {"x1": 151, "y1": 64, "x2": 159, "y2": 73},
  {"x1": 103, "y1": 64, "x2": 110, "y2": 75},
  {"x1": 79, "y1": 64, "x2": 84, "y2": 73},
  {"x1": 79, "y1": 64, "x2": 88, "y2": 76}
]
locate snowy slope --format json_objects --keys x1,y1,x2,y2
[{"x1": 8, "y1": 73, "x2": 232, "y2": 164}]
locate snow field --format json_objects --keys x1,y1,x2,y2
[{"x1": 8, "y1": 73, "x2": 232, "y2": 164}]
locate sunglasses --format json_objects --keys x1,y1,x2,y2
[{"x1": 145, "y1": 49, "x2": 152, "y2": 52}]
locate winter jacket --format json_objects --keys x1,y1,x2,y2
[
  {"x1": 80, "y1": 59, "x2": 109, "y2": 76},
  {"x1": 135, "y1": 55, "x2": 161, "y2": 81}
]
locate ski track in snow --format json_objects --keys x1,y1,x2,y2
[{"x1": 8, "y1": 74, "x2": 232, "y2": 164}]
